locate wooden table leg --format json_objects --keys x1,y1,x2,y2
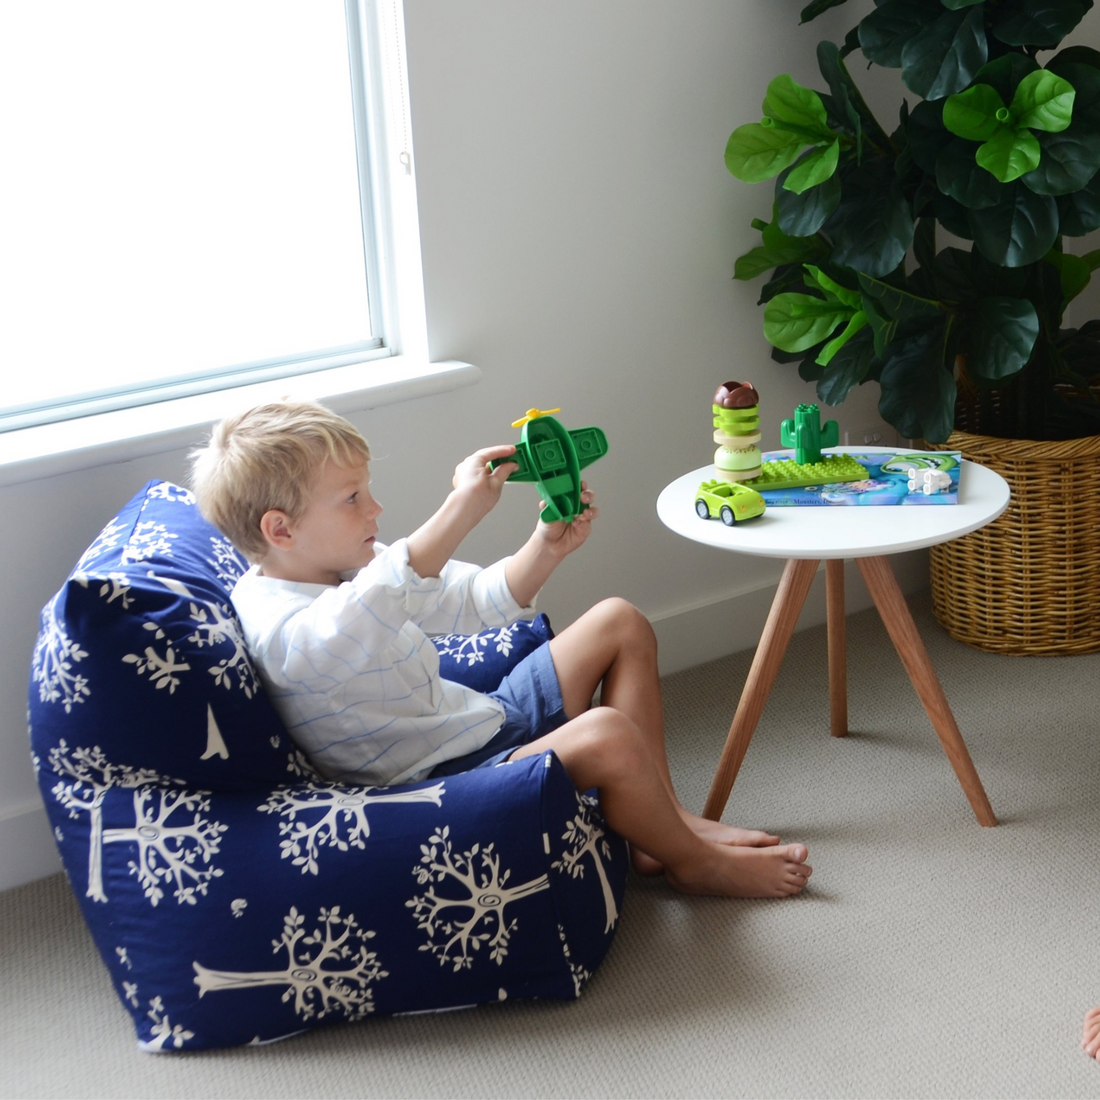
[
  {"x1": 856, "y1": 555, "x2": 997, "y2": 827},
  {"x1": 703, "y1": 557, "x2": 819, "y2": 821},
  {"x1": 826, "y1": 559, "x2": 848, "y2": 738}
]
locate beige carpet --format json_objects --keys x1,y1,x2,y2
[{"x1": 4, "y1": 593, "x2": 1100, "y2": 1099}]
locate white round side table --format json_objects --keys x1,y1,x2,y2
[{"x1": 656, "y1": 448, "x2": 1010, "y2": 826}]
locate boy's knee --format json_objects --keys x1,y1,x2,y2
[
  {"x1": 594, "y1": 597, "x2": 656, "y2": 649},
  {"x1": 583, "y1": 706, "x2": 647, "y2": 767}
]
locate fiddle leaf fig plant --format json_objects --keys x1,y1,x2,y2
[{"x1": 726, "y1": 0, "x2": 1100, "y2": 443}]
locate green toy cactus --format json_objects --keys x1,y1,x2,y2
[{"x1": 780, "y1": 403, "x2": 838, "y2": 465}]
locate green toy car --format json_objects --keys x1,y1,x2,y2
[{"x1": 694, "y1": 479, "x2": 766, "y2": 525}]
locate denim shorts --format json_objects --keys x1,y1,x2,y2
[{"x1": 429, "y1": 641, "x2": 568, "y2": 777}]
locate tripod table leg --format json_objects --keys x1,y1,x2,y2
[
  {"x1": 856, "y1": 554, "x2": 997, "y2": 827},
  {"x1": 826, "y1": 558, "x2": 848, "y2": 738},
  {"x1": 703, "y1": 557, "x2": 819, "y2": 821}
]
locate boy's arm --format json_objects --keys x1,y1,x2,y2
[
  {"x1": 405, "y1": 445, "x2": 518, "y2": 579},
  {"x1": 504, "y1": 483, "x2": 598, "y2": 608}
]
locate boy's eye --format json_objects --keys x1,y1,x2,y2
[{"x1": 348, "y1": 493, "x2": 358, "y2": 503}]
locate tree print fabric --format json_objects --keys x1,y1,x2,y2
[{"x1": 28, "y1": 481, "x2": 627, "y2": 1050}]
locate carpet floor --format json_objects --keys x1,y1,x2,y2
[{"x1": 4, "y1": 593, "x2": 1100, "y2": 1099}]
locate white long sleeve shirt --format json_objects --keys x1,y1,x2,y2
[{"x1": 231, "y1": 538, "x2": 532, "y2": 786}]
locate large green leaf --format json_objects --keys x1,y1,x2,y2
[
  {"x1": 973, "y1": 53, "x2": 1039, "y2": 105},
  {"x1": 1044, "y1": 61, "x2": 1100, "y2": 130},
  {"x1": 858, "y1": 0, "x2": 941, "y2": 69},
  {"x1": 905, "y1": 100, "x2": 948, "y2": 174},
  {"x1": 816, "y1": 310, "x2": 869, "y2": 364},
  {"x1": 902, "y1": 6, "x2": 987, "y2": 101},
  {"x1": 1044, "y1": 249, "x2": 1092, "y2": 304},
  {"x1": 976, "y1": 127, "x2": 1042, "y2": 182},
  {"x1": 933, "y1": 246, "x2": 978, "y2": 302},
  {"x1": 804, "y1": 264, "x2": 862, "y2": 308},
  {"x1": 1011, "y1": 70, "x2": 1076, "y2": 133},
  {"x1": 725, "y1": 123, "x2": 805, "y2": 182},
  {"x1": 1048, "y1": 46, "x2": 1100, "y2": 75},
  {"x1": 762, "y1": 75, "x2": 833, "y2": 140},
  {"x1": 936, "y1": 139, "x2": 1006, "y2": 208},
  {"x1": 733, "y1": 216, "x2": 826, "y2": 280},
  {"x1": 857, "y1": 272, "x2": 943, "y2": 356},
  {"x1": 964, "y1": 297, "x2": 1040, "y2": 382},
  {"x1": 759, "y1": 263, "x2": 816, "y2": 304},
  {"x1": 857, "y1": 273, "x2": 943, "y2": 322},
  {"x1": 815, "y1": 328, "x2": 877, "y2": 404},
  {"x1": 877, "y1": 323, "x2": 958, "y2": 442},
  {"x1": 992, "y1": 0, "x2": 1090, "y2": 48},
  {"x1": 775, "y1": 157, "x2": 842, "y2": 235},
  {"x1": 783, "y1": 139, "x2": 840, "y2": 193},
  {"x1": 970, "y1": 183, "x2": 1059, "y2": 265},
  {"x1": 934, "y1": 192, "x2": 975, "y2": 238},
  {"x1": 1025, "y1": 128, "x2": 1100, "y2": 195},
  {"x1": 825, "y1": 161, "x2": 914, "y2": 276},
  {"x1": 763, "y1": 292, "x2": 851, "y2": 352},
  {"x1": 943, "y1": 84, "x2": 1006, "y2": 141},
  {"x1": 1058, "y1": 169, "x2": 1100, "y2": 234}
]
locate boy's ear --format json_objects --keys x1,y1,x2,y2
[{"x1": 259, "y1": 509, "x2": 295, "y2": 553}]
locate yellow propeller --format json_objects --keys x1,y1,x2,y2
[{"x1": 511, "y1": 407, "x2": 561, "y2": 429}]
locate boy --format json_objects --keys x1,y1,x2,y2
[{"x1": 190, "y1": 400, "x2": 811, "y2": 898}]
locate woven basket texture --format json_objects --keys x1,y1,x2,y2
[{"x1": 925, "y1": 430, "x2": 1100, "y2": 655}]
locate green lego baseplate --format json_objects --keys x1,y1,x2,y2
[{"x1": 743, "y1": 453, "x2": 867, "y2": 493}]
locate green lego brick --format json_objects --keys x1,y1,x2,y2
[{"x1": 744, "y1": 453, "x2": 867, "y2": 492}]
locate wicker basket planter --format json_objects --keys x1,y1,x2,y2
[{"x1": 924, "y1": 430, "x2": 1100, "y2": 655}]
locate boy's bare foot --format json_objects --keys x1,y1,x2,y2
[
  {"x1": 664, "y1": 842, "x2": 811, "y2": 899},
  {"x1": 685, "y1": 813, "x2": 779, "y2": 849},
  {"x1": 631, "y1": 815, "x2": 780, "y2": 876},
  {"x1": 1083, "y1": 1007, "x2": 1100, "y2": 1060}
]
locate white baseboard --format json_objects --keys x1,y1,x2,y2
[
  {"x1": 2, "y1": 549, "x2": 929, "y2": 893},
  {"x1": 0, "y1": 800, "x2": 62, "y2": 892}
]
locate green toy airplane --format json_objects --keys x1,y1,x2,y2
[{"x1": 492, "y1": 407, "x2": 609, "y2": 523}]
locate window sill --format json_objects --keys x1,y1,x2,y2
[{"x1": 0, "y1": 357, "x2": 481, "y2": 488}]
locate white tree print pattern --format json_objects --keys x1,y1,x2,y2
[
  {"x1": 48, "y1": 741, "x2": 226, "y2": 905},
  {"x1": 552, "y1": 794, "x2": 620, "y2": 933},
  {"x1": 120, "y1": 572, "x2": 259, "y2": 699},
  {"x1": 259, "y1": 781, "x2": 446, "y2": 875},
  {"x1": 142, "y1": 996, "x2": 196, "y2": 1051},
  {"x1": 407, "y1": 825, "x2": 551, "y2": 971},
  {"x1": 192, "y1": 906, "x2": 387, "y2": 1022},
  {"x1": 31, "y1": 595, "x2": 91, "y2": 713},
  {"x1": 432, "y1": 622, "x2": 528, "y2": 669}
]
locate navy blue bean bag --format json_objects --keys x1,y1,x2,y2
[{"x1": 28, "y1": 481, "x2": 626, "y2": 1051}]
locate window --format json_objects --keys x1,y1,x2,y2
[{"x1": 0, "y1": 0, "x2": 410, "y2": 433}]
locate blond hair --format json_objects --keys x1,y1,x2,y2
[{"x1": 189, "y1": 400, "x2": 371, "y2": 561}]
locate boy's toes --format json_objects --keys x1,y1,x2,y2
[{"x1": 782, "y1": 843, "x2": 809, "y2": 866}]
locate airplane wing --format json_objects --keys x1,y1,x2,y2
[{"x1": 569, "y1": 427, "x2": 609, "y2": 470}]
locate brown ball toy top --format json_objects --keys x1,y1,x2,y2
[{"x1": 713, "y1": 381, "x2": 759, "y2": 408}]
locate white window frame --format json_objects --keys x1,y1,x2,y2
[{"x1": 0, "y1": 0, "x2": 478, "y2": 487}]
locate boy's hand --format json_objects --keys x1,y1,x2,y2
[
  {"x1": 533, "y1": 482, "x2": 598, "y2": 558},
  {"x1": 406, "y1": 445, "x2": 517, "y2": 580},
  {"x1": 451, "y1": 445, "x2": 518, "y2": 518}
]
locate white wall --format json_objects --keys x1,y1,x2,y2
[{"x1": 2, "y1": 0, "x2": 929, "y2": 889}]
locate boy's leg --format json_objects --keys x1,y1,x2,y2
[
  {"x1": 508, "y1": 707, "x2": 810, "y2": 898},
  {"x1": 548, "y1": 598, "x2": 781, "y2": 856}
]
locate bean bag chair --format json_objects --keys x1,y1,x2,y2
[{"x1": 28, "y1": 480, "x2": 626, "y2": 1051}]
